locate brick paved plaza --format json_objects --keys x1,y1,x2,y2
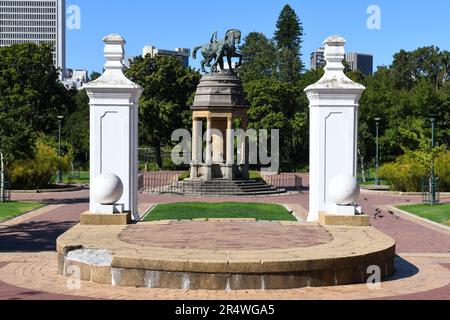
[{"x1": 0, "y1": 185, "x2": 449, "y2": 300}]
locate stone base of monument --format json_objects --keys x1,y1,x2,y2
[
  {"x1": 318, "y1": 213, "x2": 370, "y2": 227},
  {"x1": 80, "y1": 212, "x2": 131, "y2": 226},
  {"x1": 57, "y1": 220, "x2": 396, "y2": 290},
  {"x1": 318, "y1": 204, "x2": 369, "y2": 227}
]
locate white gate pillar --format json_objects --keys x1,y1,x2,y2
[
  {"x1": 305, "y1": 36, "x2": 366, "y2": 223},
  {"x1": 84, "y1": 34, "x2": 143, "y2": 223}
]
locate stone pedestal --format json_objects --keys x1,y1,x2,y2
[
  {"x1": 190, "y1": 71, "x2": 249, "y2": 181},
  {"x1": 84, "y1": 34, "x2": 143, "y2": 222},
  {"x1": 304, "y1": 36, "x2": 366, "y2": 222},
  {"x1": 318, "y1": 213, "x2": 370, "y2": 227},
  {"x1": 80, "y1": 212, "x2": 131, "y2": 226}
]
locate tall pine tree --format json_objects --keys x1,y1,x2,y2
[
  {"x1": 274, "y1": 5, "x2": 304, "y2": 83},
  {"x1": 239, "y1": 32, "x2": 277, "y2": 83}
]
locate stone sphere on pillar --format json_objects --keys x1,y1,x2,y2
[
  {"x1": 329, "y1": 174, "x2": 360, "y2": 205},
  {"x1": 93, "y1": 173, "x2": 124, "y2": 205}
]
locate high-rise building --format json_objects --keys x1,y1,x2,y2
[
  {"x1": 143, "y1": 45, "x2": 190, "y2": 68},
  {"x1": 345, "y1": 52, "x2": 373, "y2": 76},
  {"x1": 62, "y1": 68, "x2": 88, "y2": 90},
  {"x1": 0, "y1": 0, "x2": 66, "y2": 73},
  {"x1": 310, "y1": 47, "x2": 325, "y2": 70}
]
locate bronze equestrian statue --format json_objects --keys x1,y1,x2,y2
[{"x1": 192, "y1": 29, "x2": 243, "y2": 73}]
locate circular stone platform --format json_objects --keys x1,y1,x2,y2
[
  {"x1": 119, "y1": 222, "x2": 333, "y2": 250},
  {"x1": 57, "y1": 221, "x2": 396, "y2": 290}
]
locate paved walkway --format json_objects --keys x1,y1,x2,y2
[
  {"x1": 0, "y1": 187, "x2": 449, "y2": 300},
  {"x1": 120, "y1": 221, "x2": 333, "y2": 250}
]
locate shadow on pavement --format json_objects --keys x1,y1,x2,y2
[
  {"x1": 40, "y1": 197, "x2": 89, "y2": 205},
  {"x1": 0, "y1": 220, "x2": 76, "y2": 252},
  {"x1": 386, "y1": 256, "x2": 420, "y2": 281}
]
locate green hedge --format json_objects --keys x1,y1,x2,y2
[
  {"x1": 380, "y1": 151, "x2": 449, "y2": 192},
  {"x1": 9, "y1": 139, "x2": 70, "y2": 190}
]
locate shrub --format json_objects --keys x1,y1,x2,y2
[
  {"x1": 379, "y1": 150, "x2": 450, "y2": 192},
  {"x1": 436, "y1": 151, "x2": 450, "y2": 192},
  {"x1": 178, "y1": 171, "x2": 190, "y2": 181},
  {"x1": 379, "y1": 155, "x2": 427, "y2": 192},
  {"x1": 9, "y1": 139, "x2": 70, "y2": 190}
]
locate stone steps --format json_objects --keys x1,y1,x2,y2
[{"x1": 157, "y1": 179, "x2": 286, "y2": 196}]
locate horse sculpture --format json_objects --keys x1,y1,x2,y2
[{"x1": 192, "y1": 29, "x2": 243, "y2": 73}]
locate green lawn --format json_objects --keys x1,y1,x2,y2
[
  {"x1": 0, "y1": 201, "x2": 44, "y2": 222},
  {"x1": 397, "y1": 204, "x2": 450, "y2": 227},
  {"x1": 64, "y1": 171, "x2": 89, "y2": 184},
  {"x1": 143, "y1": 202, "x2": 296, "y2": 222}
]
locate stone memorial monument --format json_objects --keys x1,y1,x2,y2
[
  {"x1": 81, "y1": 34, "x2": 143, "y2": 224},
  {"x1": 305, "y1": 35, "x2": 366, "y2": 224},
  {"x1": 191, "y1": 30, "x2": 249, "y2": 181}
]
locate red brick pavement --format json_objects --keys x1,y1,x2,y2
[
  {"x1": 120, "y1": 222, "x2": 333, "y2": 250},
  {"x1": 0, "y1": 262, "x2": 91, "y2": 300},
  {"x1": 0, "y1": 186, "x2": 449, "y2": 300},
  {"x1": 378, "y1": 264, "x2": 450, "y2": 300},
  {"x1": 140, "y1": 191, "x2": 450, "y2": 254}
]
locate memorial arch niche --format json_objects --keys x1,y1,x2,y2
[{"x1": 190, "y1": 71, "x2": 249, "y2": 181}]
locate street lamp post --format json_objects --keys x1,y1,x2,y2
[
  {"x1": 430, "y1": 116, "x2": 437, "y2": 205},
  {"x1": 57, "y1": 115, "x2": 64, "y2": 184},
  {"x1": 374, "y1": 118, "x2": 382, "y2": 186}
]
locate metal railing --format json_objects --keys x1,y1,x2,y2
[
  {"x1": 140, "y1": 172, "x2": 303, "y2": 197},
  {"x1": 261, "y1": 173, "x2": 303, "y2": 193},
  {"x1": 141, "y1": 172, "x2": 183, "y2": 195}
]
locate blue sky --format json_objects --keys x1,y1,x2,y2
[{"x1": 67, "y1": 0, "x2": 450, "y2": 73}]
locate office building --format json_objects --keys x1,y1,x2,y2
[
  {"x1": 0, "y1": 0, "x2": 66, "y2": 73},
  {"x1": 143, "y1": 45, "x2": 190, "y2": 68},
  {"x1": 345, "y1": 52, "x2": 373, "y2": 76},
  {"x1": 62, "y1": 68, "x2": 88, "y2": 90},
  {"x1": 310, "y1": 47, "x2": 326, "y2": 70}
]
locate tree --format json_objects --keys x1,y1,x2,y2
[
  {"x1": 0, "y1": 43, "x2": 73, "y2": 194},
  {"x1": 245, "y1": 77, "x2": 310, "y2": 167},
  {"x1": 63, "y1": 90, "x2": 90, "y2": 165},
  {"x1": 125, "y1": 55, "x2": 200, "y2": 168},
  {"x1": 274, "y1": 4, "x2": 304, "y2": 82},
  {"x1": 358, "y1": 46, "x2": 449, "y2": 177},
  {"x1": 239, "y1": 32, "x2": 277, "y2": 83},
  {"x1": 89, "y1": 71, "x2": 101, "y2": 81},
  {"x1": 392, "y1": 46, "x2": 450, "y2": 91}
]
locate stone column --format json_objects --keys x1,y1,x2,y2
[
  {"x1": 225, "y1": 115, "x2": 234, "y2": 180},
  {"x1": 190, "y1": 117, "x2": 201, "y2": 179},
  {"x1": 205, "y1": 116, "x2": 213, "y2": 181},
  {"x1": 304, "y1": 36, "x2": 365, "y2": 222},
  {"x1": 84, "y1": 34, "x2": 143, "y2": 222},
  {"x1": 239, "y1": 116, "x2": 249, "y2": 179}
]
